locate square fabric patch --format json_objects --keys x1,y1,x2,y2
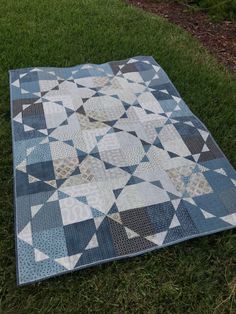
[{"x1": 10, "y1": 56, "x2": 236, "y2": 285}]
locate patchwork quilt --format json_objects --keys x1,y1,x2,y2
[{"x1": 10, "y1": 56, "x2": 236, "y2": 285}]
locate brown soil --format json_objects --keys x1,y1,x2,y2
[{"x1": 126, "y1": 0, "x2": 236, "y2": 72}]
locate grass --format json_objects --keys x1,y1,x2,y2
[
  {"x1": 176, "y1": 0, "x2": 236, "y2": 21},
  {"x1": 0, "y1": 0, "x2": 235, "y2": 312}
]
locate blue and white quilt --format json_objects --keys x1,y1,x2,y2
[{"x1": 10, "y1": 56, "x2": 236, "y2": 285}]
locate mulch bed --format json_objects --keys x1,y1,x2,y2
[{"x1": 126, "y1": 0, "x2": 236, "y2": 72}]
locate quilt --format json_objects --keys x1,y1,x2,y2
[{"x1": 9, "y1": 56, "x2": 236, "y2": 285}]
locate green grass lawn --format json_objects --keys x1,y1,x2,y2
[{"x1": 0, "y1": 0, "x2": 235, "y2": 312}]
